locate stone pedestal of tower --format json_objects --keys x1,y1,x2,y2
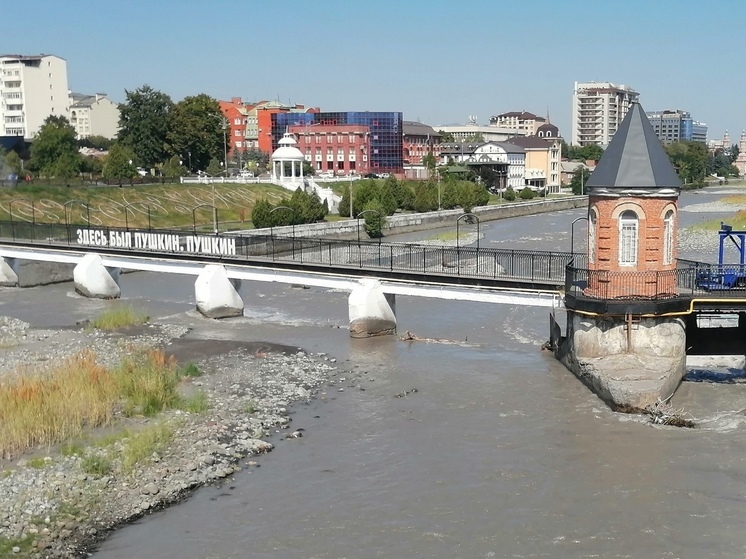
[{"x1": 557, "y1": 314, "x2": 686, "y2": 410}]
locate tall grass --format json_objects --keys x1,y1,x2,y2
[
  {"x1": 89, "y1": 304, "x2": 148, "y2": 330},
  {"x1": 0, "y1": 349, "x2": 184, "y2": 459}
]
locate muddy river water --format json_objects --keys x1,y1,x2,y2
[{"x1": 4, "y1": 190, "x2": 746, "y2": 559}]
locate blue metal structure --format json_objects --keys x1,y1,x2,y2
[{"x1": 696, "y1": 223, "x2": 746, "y2": 290}]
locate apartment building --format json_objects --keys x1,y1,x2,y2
[
  {"x1": 571, "y1": 81, "x2": 639, "y2": 147},
  {"x1": 288, "y1": 123, "x2": 371, "y2": 175},
  {"x1": 69, "y1": 93, "x2": 120, "y2": 139},
  {"x1": 489, "y1": 111, "x2": 546, "y2": 135},
  {"x1": 0, "y1": 54, "x2": 70, "y2": 140},
  {"x1": 645, "y1": 109, "x2": 708, "y2": 144},
  {"x1": 504, "y1": 135, "x2": 562, "y2": 193}
]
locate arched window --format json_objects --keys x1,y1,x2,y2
[
  {"x1": 589, "y1": 210, "x2": 597, "y2": 263},
  {"x1": 663, "y1": 209, "x2": 674, "y2": 264},
  {"x1": 619, "y1": 210, "x2": 638, "y2": 266}
]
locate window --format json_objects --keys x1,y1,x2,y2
[
  {"x1": 589, "y1": 210, "x2": 597, "y2": 263},
  {"x1": 235, "y1": 141, "x2": 242, "y2": 148},
  {"x1": 663, "y1": 209, "x2": 674, "y2": 264},
  {"x1": 619, "y1": 210, "x2": 638, "y2": 266}
]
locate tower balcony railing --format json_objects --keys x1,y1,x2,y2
[{"x1": 565, "y1": 259, "x2": 746, "y2": 307}]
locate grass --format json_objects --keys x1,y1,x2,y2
[
  {"x1": 181, "y1": 363, "x2": 202, "y2": 377},
  {"x1": 0, "y1": 182, "x2": 291, "y2": 230},
  {"x1": 0, "y1": 349, "x2": 187, "y2": 459},
  {"x1": 89, "y1": 304, "x2": 148, "y2": 330},
  {"x1": 81, "y1": 453, "x2": 112, "y2": 476},
  {"x1": 120, "y1": 423, "x2": 174, "y2": 472},
  {"x1": 690, "y1": 209, "x2": 746, "y2": 231},
  {"x1": 244, "y1": 400, "x2": 258, "y2": 414},
  {"x1": 26, "y1": 457, "x2": 49, "y2": 469},
  {"x1": 0, "y1": 535, "x2": 33, "y2": 556},
  {"x1": 177, "y1": 391, "x2": 209, "y2": 414}
]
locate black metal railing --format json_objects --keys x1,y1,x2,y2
[{"x1": 0, "y1": 220, "x2": 584, "y2": 287}]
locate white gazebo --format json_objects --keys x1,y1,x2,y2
[{"x1": 271, "y1": 132, "x2": 305, "y2": 184}]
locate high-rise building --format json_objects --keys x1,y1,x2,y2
[
  {"x1": 0, "y1": 54, "x2": 70, "y2": 140},
  {"x1": 571, "y1": 81, "x2": 639, "y2": 147},
  {"x1": 645, "y1": 109, "x2": 708, "y2": 144}
]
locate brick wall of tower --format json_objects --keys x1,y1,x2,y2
[{"x1": 586, "y1": 195, "x2": 679, "y2": 299}]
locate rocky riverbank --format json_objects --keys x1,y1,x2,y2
[{"x1": 0, "y1": 316, "x2": 347, "y2": 558}]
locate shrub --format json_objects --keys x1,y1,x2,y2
[
  {"x1": 519, "y1": 187, "x2": 536, "y2": 200},
  {"x1": 90, "y1": 304, "x2": 148, "y2": 330},
  {"x1": 81, "y1": 453, "x2": 112, "y2": 476},
  {"x1": 362, "y1": 199, "x2": 386, "y2": 238},
  {"x1": 503, "y1": 187, "x2": 516, "y2": 202}
]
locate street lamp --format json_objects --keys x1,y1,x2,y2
[
  {"x1": 221, "y1": 117, "x2": 229, "y2": 177},
  {"x1": 8, "y1": 198, "x2": 35, "y2": 240},
  {"x1": 268, "y1": 205, "x2": 295, "y2": 260},
  {"x1": 191, "y1": 203, "x2": 217, "y2": 235},
  {"x1": 456, "y1": 212, "x2": 480, "y2": 250},
  {"x1": 123, "y1": 202, "x2": 152, "y2": 231},
  {"x1": 355, "y1": 209, "x2": 381, "y2": 244},
  {"x1": 570, "y1": 215, "x2": 589, "y2": 258}
]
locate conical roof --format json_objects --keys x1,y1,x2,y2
[{"x1": 585, "y1": 102, "x2": 681, "y2": 192}]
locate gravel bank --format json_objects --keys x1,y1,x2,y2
[{"x1": 0, "y1": 317, "x2": 345, "y2": 558}]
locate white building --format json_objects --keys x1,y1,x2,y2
[
  {"x1": 69, "y1": 93, "x2": 120, "y2": 139},
  {"x1": 435, "y1": 124, "x2": 526, "y2": 143},
  {"x1": 0, "y1": 54, "x2": 70, "y2": 140},
  {"x1": 571, "y1": 81, "x2": 639, "y2": 147},
  {"x1": 441, "y1": 141, "x2": 526, "y2": 190}
]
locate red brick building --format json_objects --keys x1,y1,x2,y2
[
  {"x1": 218, "y1": 97, "x2": 250, "y2": 155},
  {"x1": 288, "y1": 123, "x2": 371, "y2": 175},
  {"x1": 402, "y1": 121, "x2": 442, "y2": 165}
]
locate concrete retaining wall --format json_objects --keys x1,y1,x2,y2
[{"x1": 238, "y1": 196, "x2": 587, "y2": 239}]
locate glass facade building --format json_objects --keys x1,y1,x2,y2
[{"x1": 272, "y1": 111, "x2": 403, "y2": 173}]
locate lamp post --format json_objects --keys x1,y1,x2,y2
[
  {"x1": 123, "y1": 202, "x2": 152, "y2": 231},
  {"x1": 268, "y1": 205, "x2": 295, "y2": 260},
  {"x1": 570, "y1": 215, "x2": 589, "y2": 258},
  {"x1": 355, "y1": 209, "x2": 381, "y2": 244},
  {"x1": 191, "y1": 203, "x2": 217, "y2": 235},
  {"x1": 8, "y1": 199, "x2": 35, "y2": 240},
  {"x1": 63, "y1": 199, "x2": 90, "y2": 243}
]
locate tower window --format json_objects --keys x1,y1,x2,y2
[
  {"x1": 619, "y1": 210, "x2": 638, "y2": 266},
  {"x1": 589, "y1": 209, "x2": 597, "y2": 263},
  {"x1": 663, "y1": 209, "x2": 674, "y2": 265}
]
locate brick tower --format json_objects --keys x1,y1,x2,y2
[
  {"x1": 557, "y1": 102, "x2": 687, "y2": 411},
  {"x1": 585, "y1": 101, "x2": 682, "y2": 299}
]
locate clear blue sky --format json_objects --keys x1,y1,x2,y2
[{"x1": 5, "y1": 0, "x2": 744, "y2": 142}]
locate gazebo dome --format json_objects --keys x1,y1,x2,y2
[{"x1": 271, "y1": 132, "x2": 304, "y2": 161}]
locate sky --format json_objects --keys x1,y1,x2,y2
[{"x1": 4, "y1": 0, "x2": 745, "y2": 142}]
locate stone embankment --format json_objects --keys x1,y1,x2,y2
[{"x1": 0, "y1": 316, "x2": 351, "y2": 558}]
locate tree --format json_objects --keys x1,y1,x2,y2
[
  {"x1": 362, "y1": 199, "x2": 386, "y2": 238},
  {"x1": 422, "y1": 151, "x2": 437, "y2": 179},
  {"x1": 570, "y1": 167, "x2": 591, "y2": 195},
  {"x1": 118, "y1": 85, "x2": 174, "y2": 168},
  {"x1": 167, "y1": 94, "x2": 228, "y2": 173},
  {"x1": 162, "y1": 155, "x2": 187, "y2": 178},
  {"x1": 4, "y1": 150, "x2": 22, "y2": 174},
  {"x1": 102, "y1": 143, "x2": 137, "y2": 183},
  {"x1": 251, "y1": 199, "x2": 274, "y2": 229},
  {"x1": 29, "y1": 116, "x2": 81, "y2": 177},
  {"x1": 78, "y1": 135, "x2": 115, "y2": 151},
  {"x1": 665, "y1": 141, "x2": 708, "y2": 186},
  {"x1": 206, "y1": 158, "x2": 222, "y2": 176}
]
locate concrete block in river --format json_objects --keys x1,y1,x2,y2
[
  {"x1": 195, "y1": 264, "x2": 244, "y2": 319},
  {"x1": 348, "y1": 279, "x2": 396, "y2": 338},
  {"x1": 73, "y1": 253, "x2": 121, "y2": 299}
]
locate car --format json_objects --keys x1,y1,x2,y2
[
  {"x1": 378, "y1": 172, "x2": 390, "y2": 179},
  {"x1": 136, "y1": 167, "x2": 148, "y2": 177},
  {"x1": 363, "y1": 173, "x2": 379, "y2": 179},
  {"x1": 318, "y1": 171, "x2": 334, "y2": 178},
  {"x1": 238, "y1": 170, "x2": 254, "y2": 178}
]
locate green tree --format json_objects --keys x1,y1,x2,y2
[
  {"x1": 503, "y1": 186, "x2": 516, "y2": 202},
  {"x1": 412, "y1": 181, "x2": 439, "y2": 212},
  {"x1": 102, "y1": 143, "x2": 137, "y2": 183},
  {"x1": 422, "y1": 151, "x2": 437, "y2": 179},
  {"x1": 78, "y1": 135, "x2": 115, "y2": 151},
  {"x1": 439, "y1": 132, "x2": 455, "y2": 143},
  {"x1": 519, "y1": 187, "x2": 536, "y2": 200},
  {"x1": 118, "y1": 85, "x2": 174, "y2": 168},
  {"x1": 29, "y1": 116, "x2": 81, "y2": 177},
  {"x1": 162, "y1": 155, "x2": 187, "y2": 178},
  {"x1": 665, "y1": 141, "x2": 708, "y2": 186},
  {"x1": 251, "y1": 199, "x2": 274, "y2": 229},
  {"x1": 167, "y1": 94, "x2": 228, "y2": 173},
  {"x1": 4, "y1": 150, "x2": 22, "y2": 174},
  {"x1": 578, "y1": 144, "x2": 604, "y2": 162},
  {"x1": 288, "y1": 188, "x2": 327, "y2": 223},
  {"x1": 244, "y1": 148, "x2": 270, "y2": 174},
  {"x1": 570, "y1": 167, "x2": 591, "y2": 195},
  {"x1": 362, "y1": 198, "x2": 386, "y2": 238},
  {"x1": 206, "y1": 158, "x2": 222, "y2": 176}
]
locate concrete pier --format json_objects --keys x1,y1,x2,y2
[
  {"x1": 0, "y1": 257, "x2": 18, "y2": 287},
  {"x1": 194, "y1": 264, "x2": 244, "y2": 319},
  {"x1": 348, "y1": 279, "x2": 396, "y2": 338},
  {"x1": 557, "y1": 313, "x2": 686, "y2": 410},
  {"x1": 73, "y1": 254, "x2": 121, "y2": 299}
]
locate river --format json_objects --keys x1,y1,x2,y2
[{"x1": 4, "y1": 189, "x2": 746, "y2": 559}]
